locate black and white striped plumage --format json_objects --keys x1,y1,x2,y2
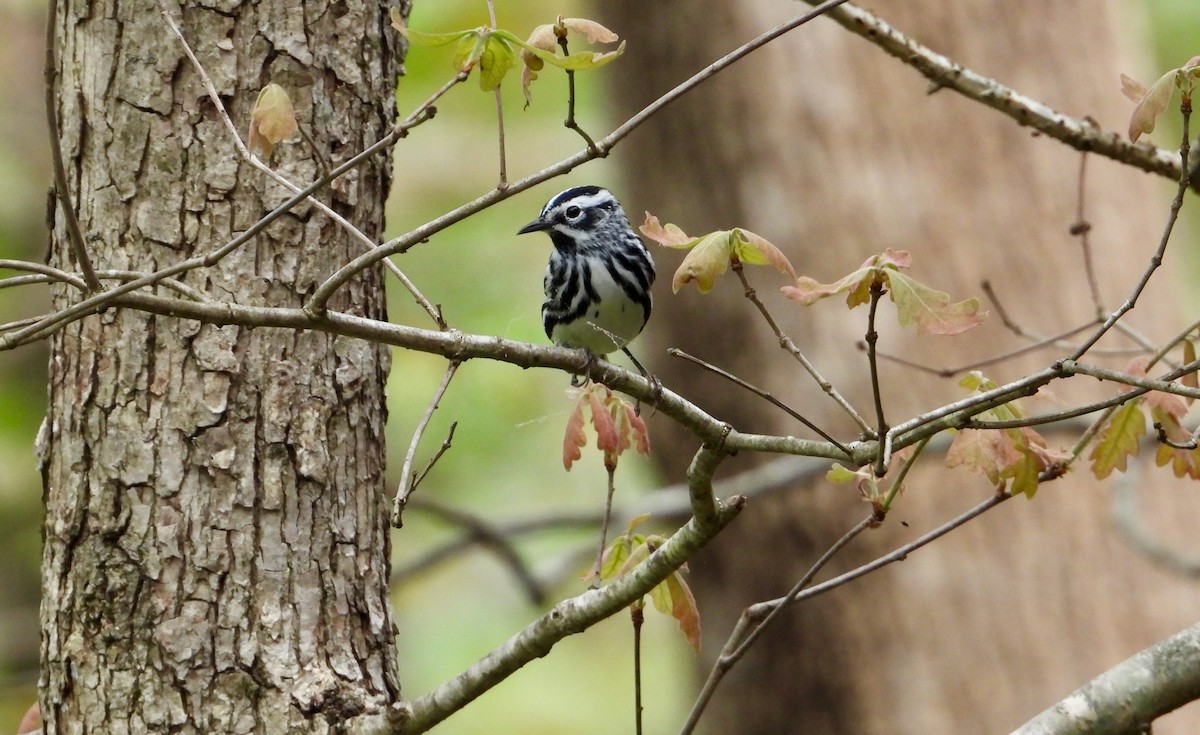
[{"x1": 518, "y1": 186, "x2": 655, "y2": 356}]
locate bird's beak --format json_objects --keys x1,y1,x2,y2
[{"x1": 517, "y1": 218, "x2": 552, "y2": 235}]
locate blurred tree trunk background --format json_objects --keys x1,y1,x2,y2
[{"x1": 608, "y1": 1, "x2": 1200, "y2": 732}]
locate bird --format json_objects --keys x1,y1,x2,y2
[{"x1": 517, "y1": 185, "x2": 656, "y2": 378}]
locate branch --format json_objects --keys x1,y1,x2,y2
[
  {"x1": 67, "y1": 291, "x2": 870, "y2": 465},
  {"x1": 807, "y1": 0, "x2": 1184, "y2": 183},
  {"x1": 392, "y1": 362, "x2": 461, "y2": 527},
  {"x1": 367, "y1": 498, "x2": 747, "y2": 735},
  {"x1": 1013, "y1": 621, "x2": 1200, "y2": 735}
]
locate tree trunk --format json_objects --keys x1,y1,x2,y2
[
  {"x1": 40, "y1": 0, "x2": 402, "y2": 731},
  {"x1": 609, "y1": 1, "x2": 1200, "y2": 732}
]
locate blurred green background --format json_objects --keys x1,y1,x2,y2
[{"x1": 0, "y1": 0, "x2": 1198, "y2": 732}]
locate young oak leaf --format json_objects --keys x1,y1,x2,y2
[
  {"x1": 946, "y1": 373, "x2": 1067, "y2": 497},
  {"x1": 562, "y1": 384, "x2": 651, "y2": 471},
  {"x1": 1151, "y1": 403, "x2": 1200, "y2": 480},
  {"x1": 648, "y1": 559, "x2": 702, "y2": 652},
  {"x1": 1089, "y1": 399, "x2": 1146, "y2": 480},
  {"x1": 640, "y1": 214, "x2": 797, "y2": 293},
  {"x1": 602, "y1": 524, "x2": 702, "y2": 652},
  {"x1": 1122, "y1": 56, "x2": 1200, "y2": 142},
  {"x1": 885, "y1": 269, "x2": 985, "y2": 336},
  {"x1": 248, "y1": 83, "x2": 298, "y2": 158},
  {"x1": 781, "y1": 248, "x2": 911, "y2": 308},
  {"x1": 784, "y1": 249, "x2": 983, "y2": 335},
  {"x1": 516, "y1": 17, "x2": 624, "y2": 105}
]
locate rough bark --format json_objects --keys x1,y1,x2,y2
[
  {"x1": 40, "y1": 0, "x2": 402, "y2": 732},
  {"x1": 608, "y1": 1, "x2": 1200, "y2": 733}
]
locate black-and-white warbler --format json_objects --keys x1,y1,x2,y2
[{"x1": 518, "y1": 186, "x2": 656, "y2": 374}]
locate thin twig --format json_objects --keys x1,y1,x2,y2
[
  {"x1": 43, "y1": 0, "x2": 101, "y2": 292},
  {"x1": 732, "y1": 263, "x2": 873, "y2": 436},
  {"x1": 866, "y1": 278, "x2": 888, "y2": 473},
  {"x1": 679, "y1": 514, "x2": 876, "y2": 735},
  {"x1": 805, "y1": 0, "x2": 1185, "y2": 183},
  {"x1": 557, "y1": 33, "x2": 599, "y2": 152},
  {"x1": 1072, "y1": 148, "x2": 1105, "y2": 317},
  {"x1": 392, "y1": 361, "x2": 461, "y2": 527},
  {"x1": 486, "y1": 1, "x2": 508, "y2": 187},
  {"x1": 408, "y1": 497, "x2": 548, "y2": 606},
  {"x1": 1068, "y1": 99, "x2": 1192, "y2": 360},
  {"x1": 668, "y1": 348, "x2": 852, "y2": 456},
  {"x1": 632, "y1": 604, "x2": 645, "y2": 735},
  {"x1": 411, "y1": 421, "x2": 459, "y2": 490},
  {"x1": 589, "y1": 463, "x2": 620, "y2": 587}
]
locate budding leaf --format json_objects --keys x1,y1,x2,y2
[
  {"x1": 1122, "y1": 56, "x2": 1200, "y2": 142},
  {"x1": 248, "y1": 83, "x2": 298, "y2": 158},
  {"x1": 562, "y1": 384, "x2": 651, "y2": 471},
  {"x1": 1089, "y1": 399, "x2": 1145, "y2": 480},
  {"x1": 648, "y1": 563, "x2": 702, "y2": 652},
  {"x1": 477, "y1": 34, "x2": 517, "y2": 91},
  {"x1": 781, "y1": 248, "x2": 910, "y2": 308},
  {"x1": 598, "y1": 520, "x2": 702, "y2": 651},
  {"x1": 783, "y1": 249, "x2": 983, "y2": 335},
  {"x1": 640, "y1": 215, "x2": 796, "y2": 293},
  {"x1": 508, "y1": 19, "x2": 624, "y2": 106},
  {"x1": 945, "y1": 372, "x2": 1067, "y2": 497},
  {"x1": 886, "y1": 269, "x2": 985, "y2": 336}
]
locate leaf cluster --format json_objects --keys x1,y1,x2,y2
[
  {"x1": 392, "y1": 10, "x2": 624, "y2": 100},
  {"x1": 598, "y1": 515, "x2": 701, "y2": 652}
]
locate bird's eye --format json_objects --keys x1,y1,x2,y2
[{"x1": 565, "y1": 206, "x2": 583, "y2": 219}]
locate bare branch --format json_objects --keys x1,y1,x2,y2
[
  {"x1": 393, "y1": 362, "x2": 461, "y2": 527},
  {"x1": 805, "y1": 0, "x2": 1184, "y2": 182},
  {"x1": 1013, "y1": 621, "x2": 1200, "y2": 735},
  {"x1": 668, "y1": 348, "x2": 852, "y2": 454},
  {"x1": 732, "y1": 263, "x2": 873, "y2": 436}
]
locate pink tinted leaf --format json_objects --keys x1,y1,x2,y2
[
  {"x1": 622, "y1": 402, "x2": 651, "y2": 455},
  {"x1": 563, "y1": 18, "x2": 619, "y2": 44},
  {"x1": 588, "y1": 387, "x2": 620, "y2": 455},
  {"x1": 562, "y1": 392, "x2": 587, "y2": 470},
  {"x1": 1128, "y1": 70, "x2": 1176, "y2": 142},
  {"x1": 885, "y1": 270, "x2": 985, "y2": 336},
  {"x1": 780, "y1": 267, "x2": 872, "y2": 307},
  {"x1": 649, "y1": 570, "x2": 702, "y2": 652},
  {"x1": 1121, "y1": 73, "x2": 1147, "y2": 103},
  {"x1": 640, "y1": 213, "x2": 696, "y2": 248}
]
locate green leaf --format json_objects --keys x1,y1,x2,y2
[
  {"x1": 1089, "y1": 399, "x2": 1146, "y2": 480},
  {"x1": 885, "y1": 269, "x2": 985, "y2": 336},
  {"x1": 640, "y1": 215, "x2": 797, "y2": 293},
  {"x1": 649, "y1": 569, "x2": 702, "y2": 652},
  {"x1": 825, "y1": 463, "x2": 860, "y2": 484},
  {"x1": 477, "y1": 34, "x2": 516, "y2": 91},
  {"x1": 731, "y1": 228, "x2": 797, "y2": 279}
]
